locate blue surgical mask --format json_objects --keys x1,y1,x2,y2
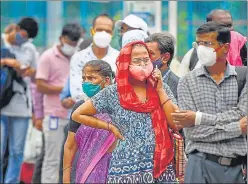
[
  {"x1": 152, "y1": 58, "x2": 163, "y2": 69},
  {"x1": 82, "y1": 82, "x2": 102, "y2": 97},
  {"x1": 15, "y1": 32, "x2": 28, "y2": 46}
]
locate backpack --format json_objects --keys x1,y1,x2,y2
[
  {"x1": 0, "y1": 48, "x2": 28, "y2": 109},
  {"x1": 189, "y1": 48, "x2": 198, "y2": 71},
  {"x1": 235, "y1": 66, "x2": 247, "y2": 97}
]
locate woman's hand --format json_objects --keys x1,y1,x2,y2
[
  {"x1": 152, "y1": 66, "x2": 164, "y2": 93},
  {"x1": 109, "y1": 124, "x2": 125, "y2": 140}
]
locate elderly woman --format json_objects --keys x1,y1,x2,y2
[{"x1": 72, "y1": 41, "x2": 179, "y2": 183}]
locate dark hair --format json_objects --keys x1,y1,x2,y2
[
  {"x1": 145, "y1": 32, "x2": 175, "y2": 66},
  {"x1": 61, "y1": 23, "x2": 81, "y2": 41},
  {"x1": 92, "y1": 14, "x2": 114, "y2": 29},
  {"x1": 206, "y1": 9, "x2": 232, "y2": 22},
  {"x1": 83, "y1": 60, "x2": 115, "y2": 80},
  {"x1": 196, "y1": 21, "x2": 231, "y2": 44},
  {"x1": 17, "y1": 17, "x2": 38, "y2": 38}
]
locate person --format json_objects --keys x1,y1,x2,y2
[
  {"x1": 115, "y1": 14, "x2": 148, "y2": 48},
  {"x1": 72, "y1": 41, "x2": 179, "y2": 183},
  {"x1": 70, "y1": 14, "x2": 119, "y2": 102},
  {"x1": 178, "y1": 9, "x2": 247, "y2": 77},
  {"x1": 173, "y1": 21, "x2": 247, "y2": 183},
  {"x1": 63, "y1": 60, "x2": 116, "y2": 183},
  {"x1": 145, "y1": 32, "x2": 179, "y2": 99},
  {"x1": 35, "y1": 23, "x2": 81, "y2": 183},
  {"x1": 0, "y1": 17, "x2": 39, "y2": 184}
]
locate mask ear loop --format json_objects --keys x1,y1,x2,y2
[{"x1": 214, "y1": 43, "x2": 224, "y2": 52}]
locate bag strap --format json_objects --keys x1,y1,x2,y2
[
  {"x1": 189, "y1": 48, "x2": 199, "y2": 71},
  {"x1": 235, "y1": 66, "x2": 247, "y2": 97}
]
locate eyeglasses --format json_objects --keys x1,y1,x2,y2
[
  {"x1": 194, "y1": 41, "x2": 223, "y2": 48},
  {"x1": 195, "y1": 41, "x2": 216, "y2": 47},
  {"x1": 131, "y1": 58, "x2": 151, "y2": 66}
]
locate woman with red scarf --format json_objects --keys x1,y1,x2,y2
[{"x1": 72, "y1": 41, "x2": 179, "y2": 183}]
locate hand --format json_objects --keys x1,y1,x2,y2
[
  {"x1": 152, "y1": 67, "x2": 163, "y2": 92},
  {"x1": 109, "y1": 124, "x2": 124, "y2": 140},
  {"x1": 239, "y1": 116, "x2": 247, "y2": 135},
  {"x1": 171, "y1": 110, "x2": 196, "y2": 129},
  {"x1": 34, "y1": 119, "x2": 43, "y2": 131},
  {"x1": 21, "y1": 67, "x2": 35, "y2": 77},
  {"x1": 62, "y1": 98, "x2": 76, "y2": 109}
]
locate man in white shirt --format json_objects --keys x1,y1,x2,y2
[{"x1": 70, "y1": 14, "x2": 119, "y2": 101}]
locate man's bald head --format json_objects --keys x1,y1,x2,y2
[{"x1": 206, "y1": 9, "x2": 233, "y2": 30}]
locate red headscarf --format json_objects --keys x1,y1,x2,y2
[{"x1": 116, "y1": 41, "x2": 174, "y2": 178}]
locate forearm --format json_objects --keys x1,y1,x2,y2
[
  {"x1": 72, "y1": 113, "x2": 109, "y2": 130},
  {"x1": 30, "y1": 83, "x2": 44, "y2": 119},
  {"x1": 63, "y1": 144, "x2": 77, "y2": 183},
  {"x1": 158, "y1": 89, "x2": 179, "y2": 125},
  {"x1": 184, "y1": 120, "x2": 242, "y2": 142},
  {"x1": 36, "y1": 82, "x2": 63, "y2": 94}
]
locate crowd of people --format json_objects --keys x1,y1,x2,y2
[{"x1": 0, "y1": 8, "x2": 247, "y2": 184}]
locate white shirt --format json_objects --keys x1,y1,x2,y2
[
  {"x1": 70, "y1": 45, "x2": 119, "y2": 101},
  {"x1": 2, "y1": 41, "x2": 39, "y2": 117},
  {"x1": 177, "y1": 48, "x2": 202, "y2": 78}
]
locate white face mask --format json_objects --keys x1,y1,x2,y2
[
  {"x1": 93, "y1": 31, "x2": 112, "y2": 48},
  {"x1": 197, "y1": 45, "x2": 216, "y2": 66},
  {"x1": 61, "y1": 43, "x2": 78, "y2": 56}
]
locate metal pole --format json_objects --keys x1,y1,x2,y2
[
  {"x1": 168, "y1": 1, "x2": 178, "y2": 56},
  {"x1": 46, "y1": 1, "x2": 63, "y2": 47},
  {"x1": 155, "y1": 1, "x2": 162, "y2": 33}
]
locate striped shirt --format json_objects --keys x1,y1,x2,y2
[{"x1": 177, "y1": 63, "x2": 247, "y2": 158}]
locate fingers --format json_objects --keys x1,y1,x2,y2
[
  {"x1": 152, "y1": 69, "x2": 162, "y2": 80},
  {"x1": 117, "y1": 133, "x2": 125, "y2": 141}
]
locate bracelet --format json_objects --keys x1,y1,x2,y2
[
  {"x1": 107, "y1": 122, "x2": 111, "y2": 131},
  {"x1": 161, "y1": 98, "x2": 171, "y2": 107},
  {"x1": 63, "y1": 166, "x2": 72, "y2": 171}
]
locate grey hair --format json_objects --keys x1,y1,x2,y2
[
  {"x1": 145, "y1": 32, "x2": 175, "y2": 66},
  {"x1": 206, "y1": 9, "x2": 232, "y2": 22},
  {"x1": 83, "y1": 60, "x2": 115, "y2": 80}
]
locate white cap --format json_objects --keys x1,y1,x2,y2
[
  {"x1": 122, "y1": 30, "x2": 148, "y2": 48},
  {"x1": 115, "y1": 14, "x2": 148, "y2": 33}
]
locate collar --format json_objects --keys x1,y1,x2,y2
[
  {"x1": 90, "y1": 43, "x2": 112, "y2": 57},
  {"x1": 161, "y1": 68, "x2": 171, "y2": 78},
  {"x1": 195, "y1": 62, "x2": 237, "y2": 78},
  {"x1": 53, "y1": 44, "x2": 69, "y2": 60}
]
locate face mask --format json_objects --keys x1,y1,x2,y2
[
  {"x1": 152, "y1": 58, "x2": 163, "y2": 69},
  {"x1": 82, "y1": 82, "x2": 102, "y2": 97},
  {"x1": 93, "y1": 31, "x2": 112, "y2": 48},
  {"x1": 129, "y1": 63, "x2": 153, "y2": 81},
  {"x1": 15, "y1": 32, "x2": 28, "y2": 46},
  {"x1": 61, "y1": 43, "x2": 78, "y2": 56},
  {"x1": 197, "y1": 45, "x2": 217, "y2": 66}
]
